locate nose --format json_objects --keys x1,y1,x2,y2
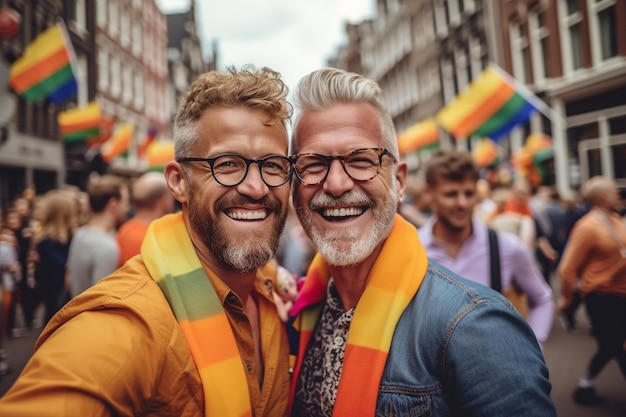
[
  {"x1": 322, "y1": 159, "x2": 354, "y2": 197},
  {"x1": 235, "y1": 163, "x2": 269, "y2": 199}
]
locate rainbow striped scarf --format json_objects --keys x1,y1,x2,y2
[
  {"x1": 141, "y1": 212, "x2": 252, "y2": 417},
  {"x1": 289, "y1": 214, "x2": 428, "y2": 416}
]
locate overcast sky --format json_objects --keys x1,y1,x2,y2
[{"x1": 155, "y1": 0, "x2": 375, "y2": 96}]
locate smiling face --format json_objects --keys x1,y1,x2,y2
[
  {"x1": 427, "y1": 177, "x2": 477, "y2": 232},
  {"x1": 292, "y1": 102, "x2": 406, "y2": 266},
  {"x1": 166, "y1": 106, "x2": 290, "y2": 273}
]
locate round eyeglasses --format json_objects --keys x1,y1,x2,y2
[
  {"x1": 290, "y1": 147, "x2": 397, "y2": 186},
  {"x1": 177, "y1": 154, "x2": 293, "y2": 188}
]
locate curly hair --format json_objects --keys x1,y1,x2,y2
[
  {"x1": 291, "y1": 67, "x2": 398, "y2": 158},
  {"x1": 424, "y1": 149, "x2": 480, "y2": 186},
  {"x1": 174, "y1": 65, "x2": 292, "y2": 160}
]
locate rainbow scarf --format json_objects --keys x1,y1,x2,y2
[
  {"x1": 141, "y1": 212, "x2": 253, "y2": 417},
  {"x1": 288, "y1": 214, "x2": 428, "y2": 416}
]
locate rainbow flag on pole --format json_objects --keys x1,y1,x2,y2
[
  {"x1": 436, "y1": 66, "x2": 538, "y2": 142},
  {"x1": 58, "y1": 102, "x2": 101, "y2": 142},
  {"x1": 102, "y1": 123, "x2": 134, "y2": 163},
  {"x1": 8, "y1": 22, "x2": 78, "y2": 103},
  {"x1": 397, "y1": 119, "x2": 439, "y2": 154},
  {"x1": 146, "y1": 140, "x2": 175, "y2": 172}
]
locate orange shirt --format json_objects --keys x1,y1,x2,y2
[
  {"x1": 116, "y1": 218, "x2": 149, "y2": 267},
  {"x1": 558, "y1": 208, "x2": 626, "y2": 300}
]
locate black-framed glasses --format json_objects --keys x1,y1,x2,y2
[
  {"x1": 290, "y1": 147, "x2": 397, "y2": 186},
  {"x1": 177, "y1": 154, "x2": 293, "y2": 187}
]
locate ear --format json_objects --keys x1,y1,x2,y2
[
  {"x1": 395, "y1": 161, "x2": 408, "y2": 204},
  {"x1": 164, "y1": 161, "x2": 189, "y2": 204}
]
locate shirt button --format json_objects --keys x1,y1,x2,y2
[{"x1": 246, "y1": 362, "x2": 253, "y2": 372}]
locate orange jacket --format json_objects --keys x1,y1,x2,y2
[{"x1": 0, "y1": 256, "x2": 291, "y2": 417}]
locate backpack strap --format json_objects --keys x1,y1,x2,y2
[{"x1": 488, "y1": 228, "x2": 502, "y2": 293}]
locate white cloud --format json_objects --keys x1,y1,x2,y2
[{"x1": 155, "y1": 0, "x2": 374, "y2": 95}]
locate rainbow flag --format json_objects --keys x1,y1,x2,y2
[
  {"x1": 436, "y1": 66, "x2": 538, "y2": 142},
  {"x1": 102, "y1": 123, "x2": 134, "y2": 163},
  {"x1": 8, "y1": 23, "x2": 78, "y2": 103},
  {"x1": 513, "y1": 133, "x2": 553, "y2": 186},
  {"x1": 138, "y1": 127, "x2": 159, "y2": 158},
  {"x1": 472, "y1": 138, "x2": 499, "y2": 168},
  {"x1": 58, "y1": 102, "x2": 101, "y2": 142},
  {"x1": 146, "y1": 140, "x2": 174, "y2": 172},
  {"x1": 397, "y1": 118, "x2": 439, "y2": 154}
]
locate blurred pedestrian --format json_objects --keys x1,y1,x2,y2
[
  {"x1": 116, "y1": 171, "x2": 175, "y2": 266},
  {"x1": 67, "y1": 175, "x2": 130, "y2": 298},
  {"x1": 558, "y1": 175, "x2": 626, "y2": 406},
  {"x1": 33, "y1": 190, "x2": 77, "y2": 324},
  {"x1": 288, "y1": 68, "x2": 555, "y2": 416},
  {"x1": 1, "y1": 210, "x2": 22, "y2": 338},
  {"x1": 419, "y1": 149, "x2": 554, "y2": 346},
  {"x1": 11, "y1": 195, "x2": 38, "y2": 332},
  {"x1": 0, "y1": 65, "x2": 294, "y2": 417}
]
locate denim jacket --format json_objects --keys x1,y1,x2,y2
[{"x1": 376, "y1": 260, "x2": 556, "y2": 417}]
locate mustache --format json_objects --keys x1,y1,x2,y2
[
  {"x1": 215, "y1": 195, "x2": 282, "y2": 213},
  {"x1": 310, "y1": 190, "x2": 374, "y2": 209}
]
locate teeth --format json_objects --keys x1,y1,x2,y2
[
  {"x1": 228, "y1": 211, "x2": 267, "y2": 220},
  {"x1": 323, "y1": 207, "x2": 363, "y2": 217}
]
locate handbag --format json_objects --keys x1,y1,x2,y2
[{"x1": 488, "y1": 228, "x2": 528, "y2": 318}]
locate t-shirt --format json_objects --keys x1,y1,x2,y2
[
  {"x1": 116, "y1": 218, "x2": 149, "y2": 267},
  {"x1": 67, "y1": 227, "x2": 119, "y2": 297}
]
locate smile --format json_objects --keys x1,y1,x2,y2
[
  {"x1": 225, "y1": 209, "x2": 269, "y2": 220},
  {"x1": 320, "y1": 206, "x2": 364, "y2": 219}
]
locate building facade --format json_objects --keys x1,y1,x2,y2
[
  {"x1": 497, "y1": 0, "x2": 626, "y2": 192},
  {"x1": 0, "y1": 0, "x2": 97, "y2": 208}
]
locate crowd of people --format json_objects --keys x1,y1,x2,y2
[{"x1": 0, "y1": 65, "x2": 623, "y2": 416}]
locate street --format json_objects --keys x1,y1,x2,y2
[{"x1": 1, "y1": 304, "x2": 625, "y2": 416}]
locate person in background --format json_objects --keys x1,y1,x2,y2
[
  {"x1": 116, "y1": 171, "x2": 175, "y2": 266},
  {"x1": 33, "y1": 190, "x2": 77, "y2": 323},
  {"x1": 0, "y1": 214, "x2": 19, "y2": 376},
  {"x1": 66, "y1": 174, "x2": 130, "y2": 298},
  {"x1": 287, "y1": 68, "x2": 555, "y2": 416},
  {"x1": 11, "y1": 195, "x2": 37, "y2": 332},
  {"x1": 1, "y1": 209, "x2": 23, "y2": 338},
  {"x1": 0, "y1": 65, "x2": 294, "y2": 417},
  {"x1": 488, "y1": 186, "x2": 536, "y2": 251},
  {"x1": 419, "y1": 149, "x2": 554, "y2": 346},
  {"x1": 473, "y1": 178, "x2": 496, "y2": 224},
  {"x1": 558, "y1": 175, "x2": 626, "y2": 406},
  {"x1": 398, "y1": 175, "x2": 431, "y2": 228}
]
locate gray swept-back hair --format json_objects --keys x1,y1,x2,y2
[{"x1": 291, "y1": 67, "x2": 398, "y2": 157}]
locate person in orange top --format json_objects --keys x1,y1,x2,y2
[
  {"x1": 116, "y1": 171, "x2": 175, "y2": 266},
  {"x1": 558, "y1": 175, "x2": 626, "y2": 406}
]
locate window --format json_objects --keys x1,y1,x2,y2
[
  {"x1": 96, "y1": 0, "x2": 107, "y2": 27},
  {"x1": 73, "y1": 0, "x2": 87, "y2": 31},
  {"x1": 530, "y1": 11, "x2": 550, "y2": 83},
  {"x1": 77, "y1": 54, "x2": 88, "y2": 106},
  {"x1": 120, "y1": 3, "x2": 130, "y2": 47},
  {"x1": 510, "y1": 22, "x2": 532, "y2": 83},
  {"x1": 98, "y1": 48, "x2": 109, "y2": 90},
  {"x1": 110, "y1": 54, "x2": 121, "y2": 98},
  {"x1": 589, "y1": 0, "x2": 617, "y2": 63},
  {"x1": 109, "y1": 0, "x2": 119, "y2": 38},
  {"x1": 559, "y1": 0, "x2": 584, "y2": 72},
  {"x1": 134, "y1": 69, "x2": 144, "y2": 110}
]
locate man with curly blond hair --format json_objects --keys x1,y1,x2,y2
[{"x1": 0, "y1": 66, "x2": 295, "y2": 417}]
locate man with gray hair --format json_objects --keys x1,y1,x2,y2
[{"x1": 287, "y1": 67, "x2": 556, "y2": 416}]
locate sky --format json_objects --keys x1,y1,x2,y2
[{"x1": 155, "y1": 0, "x2": 375, "y2": 95}]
